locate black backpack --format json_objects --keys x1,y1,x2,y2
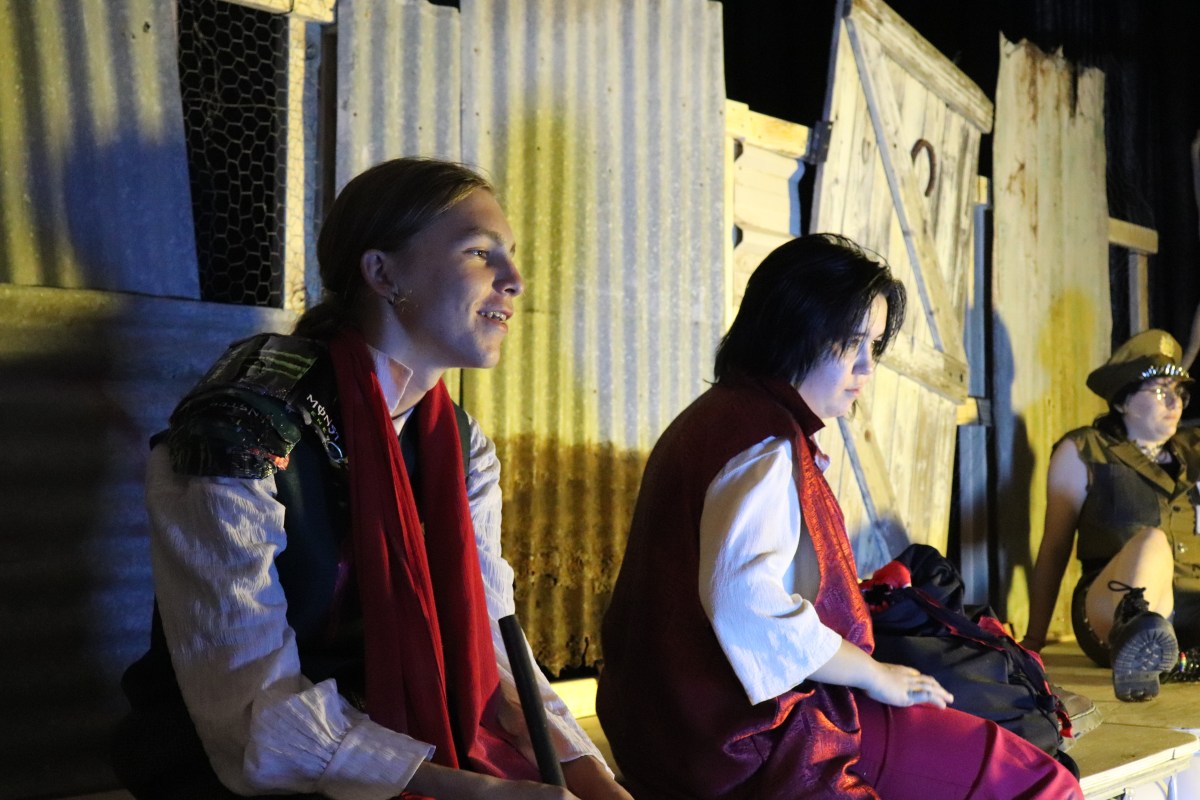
[{"x1": 861, "y1": 544, "x2": 1076, "y2": 774}]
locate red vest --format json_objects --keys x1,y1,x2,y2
[{"x1": 597, "y1": 376, "x2": 877, "y2": 799}]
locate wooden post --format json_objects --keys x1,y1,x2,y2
[
  {"x1": 1108, "y1": 217, "x2": 1159, "y2": 335},
  {"x1": 958, "y1": 177, "x2": 991, "y2": 606}
]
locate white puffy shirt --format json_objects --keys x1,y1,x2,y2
[
  {"x1": 698, "y1": 435, "x2": 845, "y2": 706},
  {"x1": 146, "y1": 346, "x2": 604, "y2": 800}
]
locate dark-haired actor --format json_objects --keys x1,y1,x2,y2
[{"x1": 597, "y1": 234, "x2": 1081, "y2": 799}]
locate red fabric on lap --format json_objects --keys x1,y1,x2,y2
[{"x1": 853, "y1": 695, "x2": 1081, "y2": 800}]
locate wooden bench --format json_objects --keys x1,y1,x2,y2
[
  {"x1": 62, "y1": 652, "x2": 1200, "y2": 800},
  {"x1": 554, "y1": 677, "x2": 621, "y2": 778},
  {"x1": 556, "y1": 651, "x2": 1200, "y2": 800},
  {"x1": 1042, "y1": 641, "x2": 1200, "y2": 799}
]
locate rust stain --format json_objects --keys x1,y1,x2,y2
[
  {"x1": 496, "y1": 434, "x2": 649, "y2": 675},
  {"x1": 1005, "y1": 160, "x2": 1027, "y2": 196}
]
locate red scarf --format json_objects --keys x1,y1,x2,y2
[{"x1": 328, "y1": 328, "x2": 537, "y2": 783}]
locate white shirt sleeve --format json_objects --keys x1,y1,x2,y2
[
  {"x1": 146, "y1": 444, "x2": 432, "y2": 800},
  {"x1": 698, "y1": 436, "x2": 844, "y2": 706},
  {"x1": 461, "y1": 413, "x2": 610, "y2": 773}
]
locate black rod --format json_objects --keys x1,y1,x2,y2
[{"x1": 498, "y1": 614, "x2": 565, "y2": 787}]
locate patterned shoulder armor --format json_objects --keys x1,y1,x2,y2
[{"x1": 163, "y1": 333, "x2": 344, "y2": 479}]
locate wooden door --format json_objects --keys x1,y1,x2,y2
[{"x1": 810, "y1": 0, "x2": 993, "y2": 571}]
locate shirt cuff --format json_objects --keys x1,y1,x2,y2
[
  {"x1": 243, "y1": 679, "x2": 433, "y2": 800},
  {"x1": 316, "y1": 716, "x2": 434, "y2": 800}
]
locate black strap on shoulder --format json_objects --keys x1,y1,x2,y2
[
  {"x1": 453, "y1": 402, "x2": 471, "y2": 478},
  {"x1": 399, "y1": 401, "x2": 472, "y2": 495}
]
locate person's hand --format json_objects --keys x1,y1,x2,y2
[
  {"x1": 409, "y1": 761, "x2": 580, "y2": 800},
  {"x1": 562, "y1": 755, "x2": 634, "y2": 800},
  {"x1": 861, "y1": 661, "x2": 953, "y2": 709}
]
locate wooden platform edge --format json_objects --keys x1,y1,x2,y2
[{"x1": 1077, "y1": 725, "x2": 1199, "y2": 799}]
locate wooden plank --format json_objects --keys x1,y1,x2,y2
[
  {"x1": 733, "y1": 145, "x2": 803, "y2": 233},
  {"x1": 919, "y1": 74, "x2": 949, "y2": 245},
  {"x1": 812, "y1": 0, "x2": 986, "y2": 571},
  {"x1": 948, "y1": 119, "x2": 981, "y2": 317},
  {"x1": 955, "y1": 397, "x2": 980, "y2": 425},
  {"x1": 926, "y1": 405, "x2": 958, "y2": 552},
  {"x1": 1040, "y1": 644, "x2": 1200, "y2": 798},
  {"x1": 1077, "y1": 726, "x2": 1199, "y2": 799},
  {"x1": 930, "y1": 114, "x2": 965, "y2": 307},
  {"x1": 879, "y1": 324, "x2": 969, "y2": 403},
  {"x1": 283, "y1": 16, "x2": 311, "y2": 313},
  {"x1": 838, "y1": 393, "x2": 910, "y2": 558},
  {"x1": 724, "y1": 99, "x2": 811, "y2": 159},
  {"x1": 887, "y1": 377, "x2": 919, "y2": 541},
  {"x1": 725, "y1": 98, "x2": 751, "y2": 138},
  {"x1": 1129, "y1": 251, "x2": 1150, "y2": 334},
  {"x1": 811, "y1": 25, "x2": 862, "y2": 235},
  {"x1": 1107, "y1": 217, "x2": 1159, "y2": 253},
  {"x1": 868, "y1": 342, "x2": 903, "y2": 476},
  {"x1": 849, "y1": 0, "x2": 993, "y2": 132},
  {"x1": 224, "y1": 0, "x2": 335, "y2": 22},
  {"x1": 864, "y1": 85, "x2": 899, "y2": 257},
  {"x1": 724, "y1": 117, "x2": 738, "y2": 327},
  {"x1": 846, "y1": 17, "x2": 968, "y2": 367},
  {"x1": 992, "y1": 38, "x2": 1110, "y2": 645},
  {"x1": 725, "y1": 103, "x2": 806, "y2": 322},
  {"x1": 731, "y1": 231, "x2": 792, "y2": 312}
]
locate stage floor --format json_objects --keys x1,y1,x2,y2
[
  {"x1": 568, "y1": 642, "x2": 1200, "y2": 799},
  {"x1": 1036, "y1": 641, "x2": 1199, "y2": 798}
]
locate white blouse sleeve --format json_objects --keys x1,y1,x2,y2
[
  {"x1": 146, "y1": 444, "x2": 432, "y2": 800},
  {"x1": 461, "y1": 413, "x2": 610, "y2": 772},
  {"x1": 698, "y1": 436, "x2": 844, "y2": 706}
]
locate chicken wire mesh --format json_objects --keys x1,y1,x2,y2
[{"x1": 178, "y1": 0, "x2": 288, "y2": 307}]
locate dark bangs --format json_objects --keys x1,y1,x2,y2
[{"x1": 714, "y1": 233, "x2": 907, "y2": 385}]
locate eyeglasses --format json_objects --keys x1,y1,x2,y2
[{"x1": 1140, "y1": 383, "x2": 1191, "y2": 409}]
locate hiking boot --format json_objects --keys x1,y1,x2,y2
[
  {"x1": 1049, "y1": 682, "x2": 1102, "y2": 751},
  {"x1": 1107, "y1": 581, "x2": 1178, "y2": 702},
  {"x1": 1161, "y1": 646, "x2": 1200, "y2": 684}
]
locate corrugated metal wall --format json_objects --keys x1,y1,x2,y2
[
  {"x1": 336, "y1": 0, "x2": 726, "y2": 673},
  {"x1": 992, "y1": 38, "x2": 1109, "y2": 634},
  {"x1": 6, "y1": 9, "x2": 728, "y2": 798},
  {"x1": 336, "y1": 0, "x2": 463, "y2": 397},
  {"x1": 0, "y1": 4, "x2": 197, "y2": 796},
  {"x1": 336, "y1": 0, "x2": 462, "y2": 181},
  {"x1": 0, "y1": 285, "x2": 297, "y2": 799},
  {"x1": 0, "y1": 0, "x2": 198, "y2": 296},
  {"x1": 0, "y1": 3, "x2": 310, "y2": 796},
  {"x1": 460, "y1": 0, "x2": 727, "y2": 673}
]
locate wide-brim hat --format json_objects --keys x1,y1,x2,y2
[{"x1": 1086, "y1": 328, "x2": 1193, "y2": 403}]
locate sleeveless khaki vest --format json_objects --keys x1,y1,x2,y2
[{"x1": 1063, "y1": 425, "x2": 1200, "y2": 592}]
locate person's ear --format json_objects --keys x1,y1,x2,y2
[{"x1": 360, "y1": 249, "x2": 397, "y2": 304}]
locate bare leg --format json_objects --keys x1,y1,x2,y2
[{"x1": 1085, "y1": 527, "x2": 1174, "y2": 646}]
